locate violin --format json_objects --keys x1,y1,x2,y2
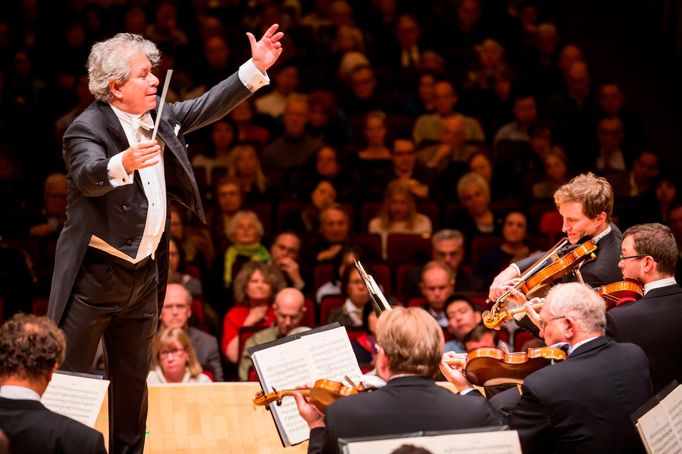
[
  {"x1": 595, "y1": 279, "x2": 643, "y2": 310},
  {"x1": 485, "y1": 238, "x2": 598, "y2": 330},
  {"x1": 447, "y1": 347, "x2": 567, "y2": 387},
  {"x1": 516, "y1": 239, "x2": 598, "y2": 298},
  {"x1": 253, "y1": 378, "x2": 367, "y2": 413}
]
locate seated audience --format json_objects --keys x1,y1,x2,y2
[
  {"x1": 316, "y1": 243, "x2": 365, "y2": 304},
  {"x1": 147, "y1": 327, "x2": 212, "y2": 384},
  {"x1": 368, "y1": 179, "x2": 432, "y2": 259},
  {"x1": 476, "y1": 211, "x2": 532, "y2": 284},
  {"x1": 227, "y1": 143, "x2": 274, "y2": 205},
  {"x1": 295, "y1": 307, "x2": 502, "y2": 454},
  {"x1": 285, "y1": 179, "x2": 338, "y2": 234},
  {"x1": 269, "y1": 230, "x2": 307, "y2": 291},
  {"x1": 443, "y1": 294, "x2": 483, "y2": 353},
  {"x1": 160, "y1": 283, "x2": 223, "y2": 381},
  {"x1": 531, "y1": 148, "x2": 570, "y2": 200},
  {"x1": 350, "y1": 303, "x2": 379, "y2": 370},
  {"x1": 207, "y1": 177, "x2": 244, "y2": 256},
  {"x1": 0, "y1": 314, "x2": 106, "y2": 453},
  {"x1": 238, "y1": 288, "x2": 309, "y2": 380},
  {"x1": 327, "y1": 266, "x2": 370, "y2": 328},
  {"x1": 168, "y1": 237, "x2": 203, "y2": 300},
  {"x1": 310, "y1": 204, "x2": 352, "y2": 264},
  {"x1": 462, "y1": 324, "x2": 501, "y2": 352},
  {"x1": 402, "y1": 229, "x2": 485, "y2": 302},
  {"x1": 222, "y1": 262, "x2": 286, "y2": 364},
  {"x1": 450, "y1": 172, "x2": 502, "y2": 242},
  {"x1": 221, "y1": 210, "x2": 270, "y2": 291},
  {"x1": 419, "y1": 261, "x2": 455, "y2": 328},
  {"x1": 190, "y1": 117, "x2": 237, "y2": 190}
]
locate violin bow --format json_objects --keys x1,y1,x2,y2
[{"x1": 354, "y1": 257, "x2": 392, "y2": 315}]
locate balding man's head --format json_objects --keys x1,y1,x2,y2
[
  {"x1": 274, "y1": 288, "x2": 306, "y2": 336},
  {"x1": 160, "y1": 283, "x2": 192, "y2": 329}
]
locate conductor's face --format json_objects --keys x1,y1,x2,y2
[{"x1": 117, "y1": 51, "x2": 159, "y2": 115}]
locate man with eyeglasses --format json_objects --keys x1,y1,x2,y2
[
  {"x1": 606, "y1": 223, "x2": 682, "y2": 393},
  {"x1": 238, "y1": 287, "x2": 308, "y2": 381},
  {"x1": 442, "y1": 282, "x2": 652, "y2": 454},
  {"x1": 160, "y1": 283, "x2": 223, "y2": 381}
]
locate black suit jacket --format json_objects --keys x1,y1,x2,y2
[
  {"x1": 515, "y1": 224, "x2": 623, "y2": 288},
  {"x1": 606, "y1": 283, "x2": 682, "y2": 393},
  {"x1": 188, "y1": 326, "x2": 224, "y2": 382},
  {"x1": 308, "y1": 376, "x2": 502, "y2": 454},
  {"x1": 48, "y1": 73, "x2": 251, "y2": 324},
  {"x1": 509, "y1": 337, "x2": 652, "y2": 454},
  {"x1": 0, "y1": 397, "x2": 106, "y2": 453}
]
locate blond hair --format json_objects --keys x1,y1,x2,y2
[
  {"x1": 378, "y1": 179, "x2": 417, "y2": 230},
  {"x1": 554, "y1": 172, "x2": 613, "y2": 222},
  {"x1": 152, "y1": 327, "x2": 203, "y2": 378},
  {"x1": 376, "y1": 307, "x2": 444, "y2": 378}
]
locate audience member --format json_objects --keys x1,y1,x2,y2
[
  {"x1": 0, "y1": 314, "x2": 106, "y2": 453},
  {"x1": 311, "y1": 204, "x2": 352, "y2": 263},
  {"x1": 159, "y1": 283, "x2": 223, "y2": 381},
  {"x1": 227, "y1": 143, "x2": 273, "y2": 205},
  {"x1": 476, "y1": 211, "x2": 532, "y2": 284},
  {"x1": 412, "y1": 80, "x2": 485, "y2": 147},
  {"x1": 419, "y1": 261, "x2": 455, "y2": 328},
  {"x1": 327, "y1": 266, "x2": 370, "y2": 328},
  {"x1": 238, "y1": 288, "x2": 308, "y2": 380},
  {"x1": 268, "y1": 230, "x2": 307, "y2": 291},
  {"x1": 222, "y1": 262, "x2": 286, "y2": 364},
  {"x1": 207, "y1": 178, "x2": 244, "y2": 256},
  {"x1": 147, "y1": 327, "x2": 212, "y2": 384},
  {"x1": 368, "y1": 179, "x2": 432, "y2": 259},
  {"x1": 402, "y1": 229, "x2": 484, "y2": 302},
  {"x1": 443, "y1": 294, "x2": 483, "y2": 353},
  {"x1": 221, "y1": 210, "x2": 270, "y2": 291},
  {"x1": 316, "y1": 243, "x2": 365, "y2": 304}
]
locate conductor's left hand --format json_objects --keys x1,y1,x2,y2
[{"x1": 248, "y1": 24, "x2": 284, "y2": 73}]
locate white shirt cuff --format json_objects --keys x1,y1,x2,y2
[
  {"x1": 238, "y1": 58, "x2": 270, "y2": 92},
  {"x1": 107, "y1": 152, "x2": 134, "y2": 187}
]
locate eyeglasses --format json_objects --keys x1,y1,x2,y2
[
  {"x1": 539, "y1": 316, "x2": 565, "y2": 329},
  {"x1": 619, "y1": 254, "x2": 647, "y2": 261},
  {"x1": 159, "y1": 348, "x2": 185, "y2": 359}
]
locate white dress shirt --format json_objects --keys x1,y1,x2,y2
[{"x1": 90, "y1": 59, "x2": 269, "y2": 264}]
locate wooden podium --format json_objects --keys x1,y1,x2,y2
[{"x1": 95, "y1": 382, "x2": 308, "y2": 453}]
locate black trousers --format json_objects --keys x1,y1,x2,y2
[{"x1": 60, "y1": 247, "x2": 158, "y2": 454}]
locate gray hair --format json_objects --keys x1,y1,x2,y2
[
  {"x1": 544, "y1": 283, "x2": 606, "y2": 334},
  {"x1": 87, "y1": 33, "x2": 160, "y2": 102},
  {"x1": 431, "y1": 229, "x2": 464, "y2": 247}
]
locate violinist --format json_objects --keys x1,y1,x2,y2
[
  {"x1": 489, "y1": 173, "x2": 622, "y2": 325},
  {"x1": 441, "y1": 283, "x2": 653, "y2": 454},
  {"x1": 606, "y1": 223, "x2": 682, "y2": 393},
  {"x1": 293, "y1": 307, "x2": 502, "y2": 454},
  {"x1": 489, "y1": 173, "x2": 623, "y2": 303}
]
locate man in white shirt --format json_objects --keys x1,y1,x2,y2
[{"x1": 48, "y1": 26, "x2": 283, "y2": 453}]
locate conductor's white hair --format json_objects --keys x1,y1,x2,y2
[
  {"x1": 87, "y1": 33, "x2": 160, "y2": 103},
  {"x1": 544, "y1": 282, "x2": 606, "y2": 334}
]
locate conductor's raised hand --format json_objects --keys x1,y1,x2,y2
[
  {"x1": 248, "y1": 24, "x2": 284, "y2": 73},
  {"x1": 122, "y1": 140, "x2": 161, "y2": 173}
]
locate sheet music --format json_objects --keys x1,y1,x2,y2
[
  {"x1": 635, "y1": 385, "x2": 682, "y2": 454},
  {"x1": 41, "y1": 372, "x2": 109, "y2": 427},
  {"x1": 251, "y1": 325, "x2": 362, "y2": 446}
]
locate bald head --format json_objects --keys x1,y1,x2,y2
[
  {"x1": 160, "y1": 283, "x2": 192, "y2": 329},
  {"x1": 274, "y1": 288, "x2": 306, "y2": 336}
]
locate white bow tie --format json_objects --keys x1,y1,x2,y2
[{"x1": 132, "y1": 113, "x2": 154, "y2": 132}]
